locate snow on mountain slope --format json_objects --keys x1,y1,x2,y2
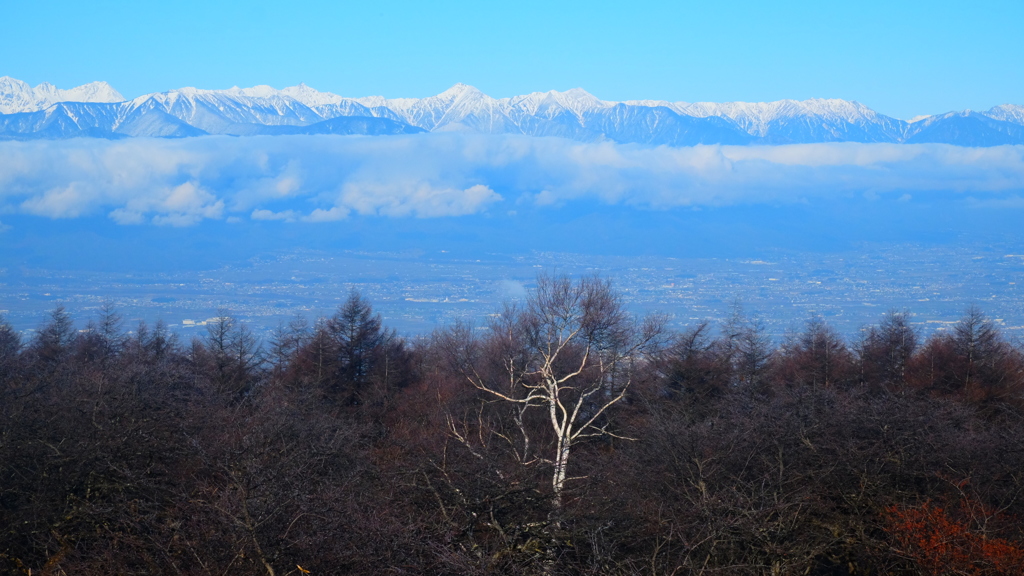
[
  {"x1": 676, "y1": 99, "x2": 900, "y2": 139},
  {"x1": 904, "y1": 110, "x2": 1024, "y2": 146},
  {"x1": 623, "y1": 97, "x2": 908, "y2": 142},
  {"x1": 343, "y1": 84, "x2": 740, "y2": 141},
  {"x1": 0, "y1": 76, "x2": 124, "y2": 114},
  {"x1": 0, "y1": 77, "x2": 1021, "y2": 145},
  {"x1": 279, "y1": 83, "x2": 348, "y2": 107},
  {"x1": 984, "y1": 104, "x2": 1024, "y2": 126},
  {"x1": 379, "y1": 83, "x2": 507, "y2": 132},
  {"x1": 348, "y1": 85, "x2": 616, "y2": 133},
  {"x1": 124, "y1": 87, "x2": 325, "y2": 132},
  {"x1": 343, "y1": 86, "x2": 909, "y2": 143},
  {"x1": 506, "y1": 88, "x2": 612, "y2": 121},
  {"x1": 0, "y1": 102, "x2": 128, "y2": 140}
]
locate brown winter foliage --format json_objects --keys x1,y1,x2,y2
[{"x1": 2, "y1": 282, "x2": 1024, "y2": 575}]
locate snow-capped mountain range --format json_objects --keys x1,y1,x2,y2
[
  {"x1": 1, "y1": 76, "x2": 1022, "y2": 146},
  {"x1": 0, "y1": 77, "x2": 124, "y2": 114}
]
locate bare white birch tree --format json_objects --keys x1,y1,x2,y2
[{"x1": 442, "y1": 274, "x2": 664, "y2": 509}]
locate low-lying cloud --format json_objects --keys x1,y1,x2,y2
[{"x1": 0, "y1": 135, "x2": 1022, "y2": 226}]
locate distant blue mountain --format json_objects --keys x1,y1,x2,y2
[
  {"x1": 206, "y1": 116, "x2": 427, "y2": 136},
  {"x1": 1, "y1": 76, "x2": 1021, "y2": 146},
  {"x1": 903, "y1": 111, "x2": 1024, "y2": 146}
]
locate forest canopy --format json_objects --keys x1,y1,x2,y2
[{"x1": 2, "y1": 277, "x2": 1024, "y2": 575}]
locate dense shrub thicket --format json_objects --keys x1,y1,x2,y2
[{"x1": 2, "y1": 279, "x2": 1024, "y2": 575}]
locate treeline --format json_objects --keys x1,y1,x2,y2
[{"x1": 2, "y1": 276, "x2": 1024, "y2": 575}]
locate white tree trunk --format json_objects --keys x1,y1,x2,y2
[{"x1": 552, "y1": 440, "x2": 570, "y2": 509}]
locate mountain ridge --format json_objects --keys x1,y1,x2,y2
[
  {"x1": 0, "y1": 76, "x2": 1021, "y2": 146},
  {"x1": 0, "y1": 77, "x2": 124, "y2": 114}
]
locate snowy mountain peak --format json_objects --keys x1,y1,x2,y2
[
  {"x1": 350, "y1": 84, "x2": 494, "y2": 118},
  {"x1": 433, "y1": 83, "x2": 488, "y2": 104},
  {"x1": 623, "y1": 99, "x2": 689, "y2": 110},
  {"x1": 984, "y1": 104, "x2": 1024, "y2": 124},
  {"x1": 155, "y1": 85, "x2": 284, "y2": 100},
  {"x1": 233, "y1": 85, "x2": 285, "y2": 98},
  {"x1": 0, "y1": 76, "x2": 30, "y2": 98},
  {"x1": 280, "y1": 83, "x2": 346, "y2": 107},
  {"x1": 440, "y1": 82, "x2": 479, "y2": 95},
  {"x1": 62, "y1": 81, "x2": 124, "y2": 104},
  {"x1": 0, "y1": 76, "x2": 124, "y2": 114},
  {"x1": 512, "y1": 88, "x2": 610, "y2": 115}
]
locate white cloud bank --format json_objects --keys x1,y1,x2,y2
[{"x1": 0, "y1": 135, "x2": 1021, "y2": 226}]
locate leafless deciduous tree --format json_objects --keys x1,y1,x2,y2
[
  {"x1": 910, "y1": 306, "x2": 1024, "y2": 402},
  {"x1": 0, "y1": 316, "x2": 21, "y2": 391},
  {"x1": 201, "y1": 310, "x2": 264, "y2": 397},
  {"x1": 443, "y1": 274, "x2": 665, "y2": 509},
  {"x1": 858, "y1": 309, "x2": 917, "y2": 392},
  {"x1": 775, "y1": 316, "x2": 855, "y2": 390}
]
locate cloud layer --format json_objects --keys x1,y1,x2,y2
[{"x1": 0, "y1": 135, "x2": 1022, "y2": 226}]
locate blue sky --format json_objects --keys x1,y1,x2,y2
[{"x1": 2, "y1": 0, "x2": 1021, "y2": 119}]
